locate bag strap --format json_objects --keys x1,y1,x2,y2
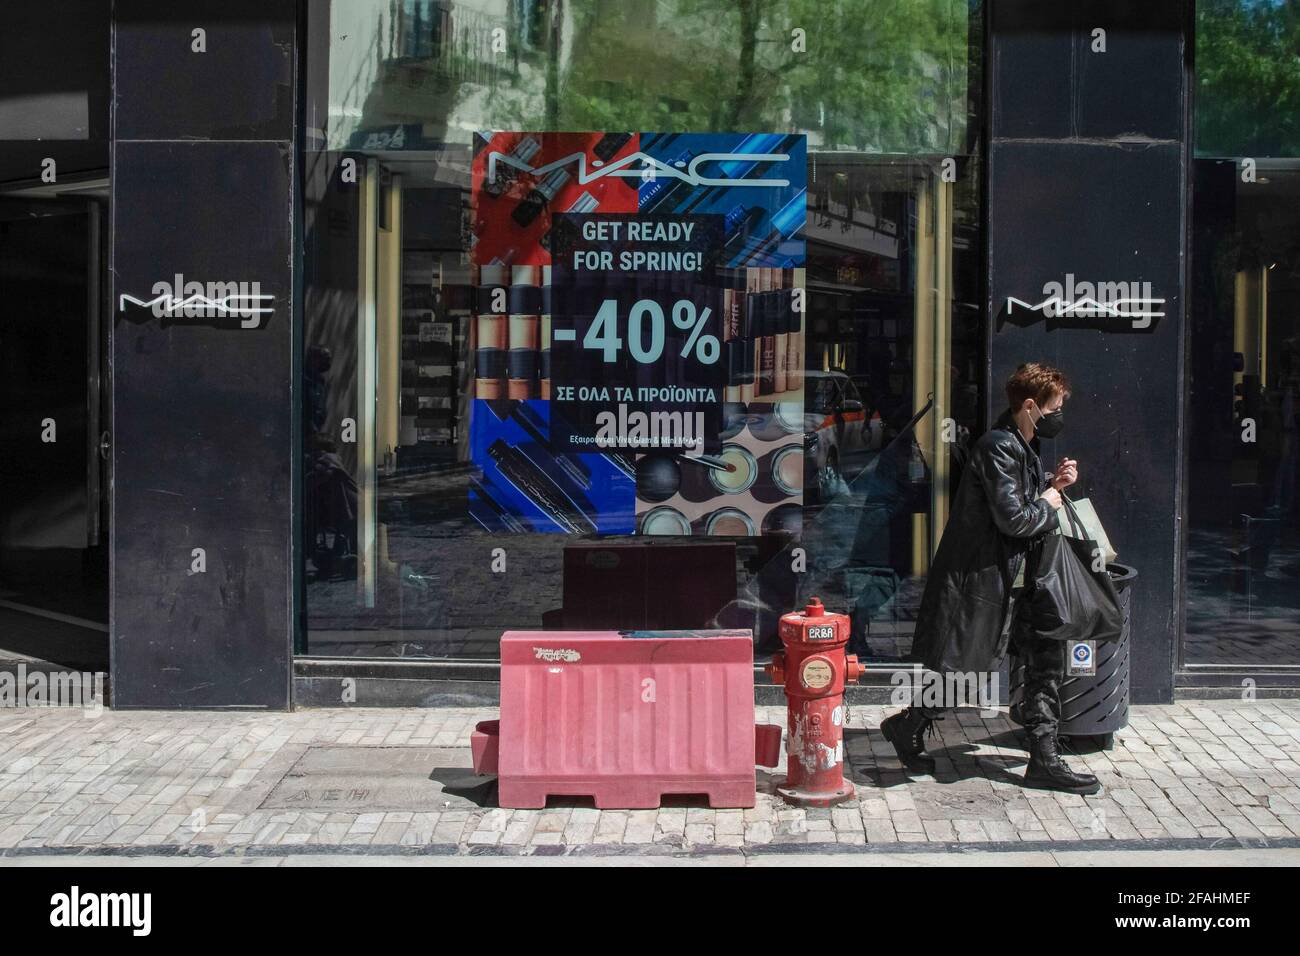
[{"x1": 1060, "y1": 492, "x2": 1086, "y2": 539}]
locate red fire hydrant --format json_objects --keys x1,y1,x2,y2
[{"x1": 765, "y1": 597, "x2": 864, "y2": 807}]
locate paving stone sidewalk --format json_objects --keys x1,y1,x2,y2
[{"x1": 2, "y1": 701, "x2": 1300, "y2": 857}]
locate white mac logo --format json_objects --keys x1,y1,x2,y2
[
  {"x1": 118, "y1": 274, "x2": 272, "y2": 328},
  {"x1": 1007, "y1": 274, "x2": 1164, "y2": 330},
  {"x1": 488, "y1": 149, "x2": 792, "y2": 189}
]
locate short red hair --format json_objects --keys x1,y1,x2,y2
[{"x1": 1006, "y1": 363, "x2": 1071, "y2": 410}]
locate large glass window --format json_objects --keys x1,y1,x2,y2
[
  {"x1": 1186, "y1": 0, "x2": 1300, "y2": 667},
  {"x1": 299, "y1": 0, "x2": 984, "y2": 661}
]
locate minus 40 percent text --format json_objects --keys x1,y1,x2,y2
[{"x1": 553, "y1": 298, "x2": 719, "y2": 365}]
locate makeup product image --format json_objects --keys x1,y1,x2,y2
[
  {"x1": 508, "y1": 264, "x2": 542, "y2": 315},
  {"x1": 474, "y1": 308, "x2": 506, "y2": 400},
  {"x1": 512, "y1": 167, "x2": 570, "y2": 228},
  {"x1": 540, "y1": 192, "x2": 599, "y2": 253},
  {"x1": 704, "y1": 507, "x2": 756, "y2": 537},
  {"x1": 507, "y1": 316, "x2": 538, "y2": 399},
  {"x1": 540, "y1": 264, "x2": 552, "y2": 399},
  {"x1": 476, "y1": 263, "x2": 507, "y2": 316},
  {"x1": 752, "y1": 443, "x2": 803, "y2": 503},
  {"x1": 757, "y1": 268, "x2": 777, "y2": 396},
  {"x1": 722, "y1": 269, "x2": 755, "y2": 404},
  {"x1": 478, "y1": 260, "x2": 506, "y2": 398},
  {"x1": 720, "y1": 401, "x2": 750, "y2": 440},
  {"x1": 671, "y1": 452, "x2": 736, "y2": 503},
  {"x1": 639, "y1": 148, "x2": 695, "y2": 213},
  {"x1": 605, "y1": 451, "x2": 636, "y2": 480},
  {"x1": 470, "y1": 477, "x2": 529, "y2": 534},
  {"x1": 722, "y1": 278, "x2": 742, "y2": 403},
  {"x1": 762, "y1": 502, "x2": 802, "y2": 537},
  {"x1": 487, "y1": 439, "x2": 597, "y2": 535},
  {"x1": 744, "y1": 268, "x2": 762, "y2": 402},
  {"x1": 639, "y1": 506, "x2": 692, "y2": 536},
  {"x1": 677, "y1": 134, "x2": 794, "y2": 215},
  {"x1": 736, "y1": 189, "x2": 807, "y2": 263},
  {"x1": 721, "y1": 205, "x2": 765, "y2": 264},
  {"x1": 639, "y1": 132, "x2": 679, "y2": 153},
  {"x1": 773, "y1": 270, "x2": 788, "y2": 394},
  {"x1": 747, "y1": 404, "x2": 792, "y2": 442},
  {"x1": 483, "y1": 135, "x2": 541, "y2": 198},
  {"x1": 539, "y1": 316, "x2": 552, "y2": 399},
  {"x1": 635, "y1": 454, "x2": 682, "y2": 502},
  {"x1": 773, "y1": 444, "x2": 803, "y2": 496},
  {"x1": 678, "y1": 453, "x2": 736, "y2": 474},
  {"x1": 774, "y1": 400, "x2": 805, "y2": 435},
  {"x1": 592, "y1": 132, "x2": 633, "y2": 162},
  {"x1": 485, "y1": 401, "x2": 591, "y2": 491},
  {"x1": 507, "y1": 265, "x2": 540, "y2": 400},
  {"x1": 786, "y1": 269, "x2": 804, "y2": 391},
  {"x1": 708, "y1": 443, "x2": 757, "y2": 495}
]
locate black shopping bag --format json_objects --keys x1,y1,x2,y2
[{"x1": 1024, "y1": 496, "x2": 1124, "y2": 643}]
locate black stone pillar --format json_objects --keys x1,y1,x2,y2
[
  {"x1": 110, "y1": 1, "x2": 297, "y2": 708},
  {"x1": 988, "y1": 0, "x2": 1189, "y2": 703}
]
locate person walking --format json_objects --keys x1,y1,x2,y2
[{"x1": 881, "y1": 362, "x2": 1101, "y2": 795}]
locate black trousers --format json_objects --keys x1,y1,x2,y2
[
  {"x1": 1012, "y1": 628, "x2": 1065, "y2": 739},
  {"x1": 916, "y1": 590, "x2": 1065, "y2": 739}
]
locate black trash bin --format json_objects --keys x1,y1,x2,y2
[{"x1": 1009, "y1": 563, "x2": 1138, "y2": 750}]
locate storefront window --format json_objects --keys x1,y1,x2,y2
[
  {"x1": 299, "y1": 0, "x2": 983, "y2": 660},
  {"x1": 1186, "y1": 0, "x2": 1300, "y2": 667}
]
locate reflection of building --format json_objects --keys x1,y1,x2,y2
[{"x1": 2, "y1": 1, "x2": 1299, "y2": 708}]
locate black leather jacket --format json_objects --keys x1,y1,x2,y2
[{"x1": 909, "y1": 410, "x2": 1057, "y2": 674}]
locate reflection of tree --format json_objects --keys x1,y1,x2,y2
[
  {"x1": 330, "y1": 0, "x2": 975, "y2": 152},
  {"x1": 481, "y1": 0, "x2": 972, "y2": 154},
  {"x1": 730, "y1": 0, "x2": 760, "y2": 129},
  {"x1": 546, "y1": 0, "x2": 563, "y2": 130},
  {"x1": 1197, "y1": 0, "x2": 1300, "y2": 158}
]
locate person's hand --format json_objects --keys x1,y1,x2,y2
[
  {"x1": 1051, "y1": 457, "x2": 1078, "y2": 491},
  {"x1": 1039, "y1": 487, "x2": 1063, "y2": 510}
]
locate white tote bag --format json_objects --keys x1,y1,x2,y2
[{"x1": 1057, "y1": 496, "x2": 1118, "y2": 564}]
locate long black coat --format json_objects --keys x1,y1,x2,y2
[{"x1": 910, "y1": 411, "x2": 1057, "y2": 674}]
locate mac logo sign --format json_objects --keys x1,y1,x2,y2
[
  {"x1": 1006, "y1": 274, "x2": 1165, "y2": 330},
  {"x1": 118, "y1": 275, "x2": 273, "y2": 329},
  {"x1": 487, "y1": 150, "x2": 792, "y2": 189}
]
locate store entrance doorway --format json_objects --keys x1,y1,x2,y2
[{"x1": 0, "y1": 190, "x2": 110, "y2": 674}]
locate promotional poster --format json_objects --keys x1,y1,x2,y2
[{"x1": 468, "y1": 131, "x2": 808, "y2": 537}]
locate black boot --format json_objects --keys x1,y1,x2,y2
[
  {"x1": 1024, "y1": 734, "x2": 1101, "y2": 795},
  {"x1": 881, "y1": 707, "x2": 937, "y2": 774}
]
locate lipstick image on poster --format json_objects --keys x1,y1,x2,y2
[
  {"x1": 507, "y1": 264, "x2": 540, "y2": 399},
  {"x1": 475, "y1": 263, "x2": 507, "y2": 399}
]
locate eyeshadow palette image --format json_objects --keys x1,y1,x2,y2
[{"x1": 633, "y1": 401, "x2": 803, "y2": 537}]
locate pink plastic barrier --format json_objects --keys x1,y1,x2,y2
[{"x1": 472, "y1": 629, "x2": 780, "y2": 809}]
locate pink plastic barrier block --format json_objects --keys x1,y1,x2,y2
[{"x1": 492, "y1": 629, "x2": 763, "y2": 809}]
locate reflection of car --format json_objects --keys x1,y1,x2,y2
[{"x1": 803, "y1": 370, "x2": 878, "y2": 502}]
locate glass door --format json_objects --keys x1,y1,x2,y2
[{"x1": 0, "y1": 195, "x2": 109, "y2": 668}]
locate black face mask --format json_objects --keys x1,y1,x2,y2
[{"x1": 1034, "y1": 405, "x2": 1065, "y2": 439}]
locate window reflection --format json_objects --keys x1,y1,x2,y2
[
  {"x1": 300, "y1": 0, "x2": 983, "y2": 660},
  {"x1": 1187, "y1": 160, "x2": 1300, "y2": 666}
]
